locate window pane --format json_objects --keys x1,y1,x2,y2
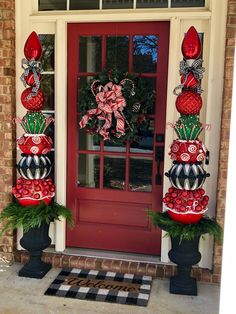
[
  {"x1": 139, "y1": 77, "x2": 156, "y2": 114},
  {"x1": 38, "y1": 0, "x2": 66, "y2": 11},
  {"x1": 133, "y1": 35, "x2": 158, "y2": 73},
  {"x1": 104, "y1": 156, "x2": 125, "y2": 190},
  {"x1": 78, "y1": 154, "x2": 100, "y2": 188},
  {"x1": 41, "y1": 75, "x2": 54, "y2": 110},
  {"x1": 79, "y1": 36, "x2": 102, "y2": 72},
  {"x1": 106, "y1": 36, "x2": 129, "y2": 72},
  {"x1": 171, "y1": 0, "x2": 205, "y2": 7},
  {"x1": 137, "y1": 0, "x2": 168, "y2": 8},
  {"x1": 46, "y1": 150, "x2": 55, "y2": 181},
  {"x1": 103, "y1": 0, "x2": 133, "y2": 9},
  {"x1": 78, "y1": 127, "x2": 100, "y2": 151},
  {"x1": 129, "y1": 157, "x2": 152, "y2": 192},
  {"x1": 104, "y1": 141, "x2": 126, "y2": 153},
  {"x1": 78, "y1": 76, "x2": 94, "y2": 111},
  {"x1": 70, "y1": 0, "x2": 99, "y2": 10},
  {"x1": 130, "y1": 118, "x2": 154, "y2": 153},
  {"x1": 39, "y1": 35, "x2": 54, "y2": 71},
  {"x1": 44, "y1": 113, "x2": 55, "y2": 145}
]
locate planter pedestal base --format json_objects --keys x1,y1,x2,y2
[
  {"x1": 19, "y1": 223, "x2": 52, "y2": 279},
  {"x1": 169, "y1": 267, "x2": 197, "y2": 295},
  {"x1": 19, "y1": 251, "x2": 51, "y2": 279},
  {"x1": 168, "y1": 235, "x2": 201, "y2": 296}
]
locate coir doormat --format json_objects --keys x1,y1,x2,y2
[{"x1": 44, "y1": 268, "x2": 152, "y2": 306}]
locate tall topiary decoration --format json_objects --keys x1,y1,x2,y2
[
  {"x1": 0, "y1": 32, "x2": 72, "y2": 279},
  {"x1": 164, "y1": 26, "x2": 210, "y2": 224},
  {"x1": 13, "y1": 31, "x2": 55, "y2": 206}
]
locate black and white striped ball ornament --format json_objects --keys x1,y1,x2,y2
[
  {"x1": 165, "y1": 162, "x2": 210, "y2": 190},
  {"x1": 17, "y1": 154, "x2": 52, "y2": 180}
]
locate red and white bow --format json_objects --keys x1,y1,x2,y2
[{"x1": 79, "y1": 82, "x2": 126, "y2": 140}]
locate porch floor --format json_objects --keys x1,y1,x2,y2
[{"x1": 0, "y1": 263, "x2": 220, "y2": 314}]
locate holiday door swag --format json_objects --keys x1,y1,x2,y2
[{"x1": 79, "y1": 69, "x2": 154, "y2": 143}]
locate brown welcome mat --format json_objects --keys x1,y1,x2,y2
[{"x1": 44, "y1": 268, "x2": 152, "y2": 306}]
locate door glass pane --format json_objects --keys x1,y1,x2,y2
[
  {"x1": 129, "y1": 157, "x2": 152, "y2": 192},
  {"x1": 38, "y1": 0, "x2": 66, "y2": 11},
  {"x1": 130, "y1": 118, "x2": 154, "y2": 153},
  {"x1": 70, "y1": 0, "x2": 99, "y2": 10},
  {"x1": 78, "y1": 76, "x2": 94, "y2": 111},
  {"x1": 104, "y1": 156, "x2": 126, "y2": 190},
  {"x1": 103, "y1": 0, "x2": 133, "y2": 9},
  {"x1": 78, "y1": 154, "x2": 100, "y2": 188},
  {"x1": 106, "y1": 36, "x2": 129, "y2": 72},
  {"x1": 44, "y1": 113, "x2": 55, "y2": 145},
  {"x1": 78, "y1": 127, "x2": 100, "y2": 151},
  {"x1": 79, "y1": 36, "x2": 102, "y2": 72},
  {"x1": 137, "y1": 0, "x2": 168, "y2": 8},
  {"x1": 133, "y1": 35, "x2": 158, "y2": 73},
  {"x1": 171, "y1": 0, "x2": 205, "y2": 7},
  {"x1": 140, "y1": 77, "x2": 156, "y2": 114},
  {"x1": 104, "y1": 141, "x2": 126, "y2": 153},
  {"x1": 39, "y1": 35, "x2": 55, "y2": 71},
  {"x1": 41, "y1": 75, "x2": 54, "y2": 110}
]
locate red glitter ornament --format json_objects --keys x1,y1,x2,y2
[
  {"x1": 176, "y1": 90, "x2": 202, "y2": 115},
  {"x1": 21, "y1": 87, "x2": 45, "y2": 111},
  {"x1": 182, "y1": 26, "x2": 202, "y2": 59}
]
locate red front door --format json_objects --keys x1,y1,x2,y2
[{"x1": 67, "y1": 22, "x2": 169, "y2": 254}]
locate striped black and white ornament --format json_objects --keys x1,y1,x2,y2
[
  {"x1": 165, "y1": 162, "x2": 210, "y2": 190},
  {"x1": 17, "y1": 154, "x2": 52, "y2": 180}
]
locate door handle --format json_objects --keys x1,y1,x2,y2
[{"x1": 155, "y1": 146, "x2": 164, "y2": 185}]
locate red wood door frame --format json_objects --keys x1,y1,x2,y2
[{"x1": 67, "y1": 22, "x2": 169, "y2": 254}]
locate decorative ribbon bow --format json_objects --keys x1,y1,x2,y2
[
  {"x1": 173, "y1": 58, "x2": 205, "y2": 95},
  {"x1": 79, "y1": 81, "x2": 128, "y2": 140},
  {"x1": 20, "y1": 58, "x2": 42, "y2": 100}
]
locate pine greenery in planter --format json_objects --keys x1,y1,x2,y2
[
  {"x1": 0, "y1": 201, "x2": 73, "y2": 235},
  {"x1": 147, "y1": 210, "x2": 222, "y2": 243}
]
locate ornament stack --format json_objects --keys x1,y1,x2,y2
[
  {"x1": 13, "y1": 32, "x2": 55, "y2": 207},
  {"x1": 164, "y1": 26, "x2": 210, "y2": 224}
]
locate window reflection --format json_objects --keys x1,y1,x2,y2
[
  {"x1": 39, "y1": 35, "x2": 55, "y2": 71},
  {"x1": 106, "y1": 36, "x2": 129, "y2": 72},
  {"x1": 137, "y1": 0, "x2": 168, "y2": 8},
  {"x1": 130, "y1": 118, "x2": 154, "y2": 153},
  {"x1": 78, "y1": 127, "x2": 100, "y2": 151},
  {"x1": 129, "y1": 157, "x2": 152, "y2": 192},
  {"x1": 78, "y1": 154, "x2": 100, "y2": 188},
  {"x1": 40, "y1": 75, "x2": 54, "y2": 110},
  {"x1": 104, "y1": 156, "x2": 126, "y2": 190},
  {"x1": 79, "y1": 36, "x2": 102, "y2": 72},
  {"x1": 133, "y1": 35, "x2": 158, "y2": 73}
]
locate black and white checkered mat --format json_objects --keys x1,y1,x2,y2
[{"x1": 44, "y1": 268, "x2": 152, "y2": 306}]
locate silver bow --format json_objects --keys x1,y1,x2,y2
[
  {"x1": 173, "y1": 59, "x2": 205, "y2": 95},
  {"x1": 20, "y1": 58, "x2": 43, "y2": 100}
]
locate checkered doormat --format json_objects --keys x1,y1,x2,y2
[{"x1": 44, "y1": 268, "x2": 152, "y2": 306}]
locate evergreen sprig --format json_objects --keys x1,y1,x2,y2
[
  {"x1": 147, "y1": 210, "x2": 222, "y2": 243},
  {"x1": 0, "y1": 201, "x2": 73, "y2": 235}
]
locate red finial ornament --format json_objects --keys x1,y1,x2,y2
[
  {"x1": 24, "y1": 31, "x2": 42, "y2": 60},
  {"x1": 181, "y1": 26, "x2": 202, "y2": 59}
]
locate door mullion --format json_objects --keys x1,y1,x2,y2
[
  {"x1": 102, "y1": 35, "x2": 106, "y2": 68},
  {"x1": 129, "y1": 35, "x2": 133, "y2": 73}
]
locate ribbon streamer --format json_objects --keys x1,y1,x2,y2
[{"x1": 20, "y1": 58, "x2": 42, "y2": 99}]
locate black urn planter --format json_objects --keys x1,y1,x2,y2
[
  {"x1": 19, "y1": 222, "x2": 52, "y2": 279},
  {"x1": 168, "y1": 235, "x2": 201, "y2": 296}
]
